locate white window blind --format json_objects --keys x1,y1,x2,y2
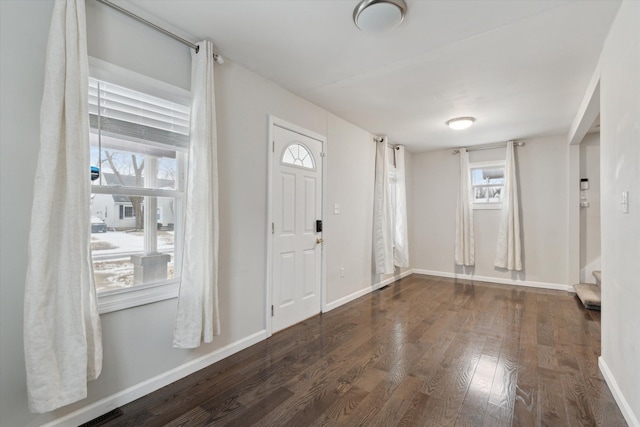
[{"x1": 89, "y1": 78, "x2": 190, "y2": 149}]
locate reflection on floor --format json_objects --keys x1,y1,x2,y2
[{"x1": 94, "y1": 274, "x2": 626, "y2": 427}]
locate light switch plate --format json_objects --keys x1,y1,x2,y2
[{"x1": 333, "y1": 203, "x2": 341, "y2": 215}]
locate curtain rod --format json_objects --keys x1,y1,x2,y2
[
  {"x1": 373, "y1": 136, "x2": 400, "y2": 150},
  {"x1": 96, "y1": 0, "x2": 224, "y2": 64},
  {"x1": 452, "y1": 141, "x2": 524, "y2": 154}
]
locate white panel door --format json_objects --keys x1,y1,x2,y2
[{"x1": 272, "y1": 125, "x2": 323, "y2": 333}]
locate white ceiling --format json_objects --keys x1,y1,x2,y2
[{"x1": 129, "y1": 0, "x2": 620, "y2": 152}]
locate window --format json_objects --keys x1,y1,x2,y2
[
  {"x1": 282, "y1": 143, "x2": 315, "y2": 169},
  {"x1": 89, "y1": 58, "x2": 190, "y2": 313},
  {"x1": 120, "y1": 205, "x2": 135, "y2": 218},
  {"x1": 470, "y1": 161, "x2": 505, "y2": 209}
]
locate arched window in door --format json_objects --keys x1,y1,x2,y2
[{"x1": 281, "y1": 143, "x2": 315, "y2": 169}]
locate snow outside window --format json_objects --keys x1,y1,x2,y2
[
  {"x1": 470, "y1": 161, "x2": 505, "y2": 210},
  {"x1": 89, "y1": 59, "x2": 190, "y2": 313}
]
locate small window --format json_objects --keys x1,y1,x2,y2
[
  {"x1": 282, "y1": 143, "x2": 315, "y2": 169},
  {"x1": 470, "y1": 161, "x2": 505, "y2": 209},
  {"x1": 121, "y1": 205, "x2": 135, "y2": 218}
]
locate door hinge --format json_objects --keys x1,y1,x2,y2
[
  {"x1": 271, "y1": 305, "x2": 274, "y2": 317},
  {"x1": 272, "y1": 222, "x2": 274, "y2": 234},
  {"x1": 272, "y1": 141, "x2": 275, "y2": 152}
]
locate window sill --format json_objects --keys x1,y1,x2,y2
[
  {"x1": 97, "y1": 280, "x2": 179, "y2": 314},
  {"x1": 472, "y1": 203, "x2": 503, "y2": 210}
]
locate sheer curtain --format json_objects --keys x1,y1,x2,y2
[
  {"x1": 174, "y1": 40, "x2": 221, "y2": 348},
  {"x1": 392, "y1": 146, "x2": 409, "y2": 267},
  {"x1": 23, "y1": 0, "x2": 102, "y2": 413},
  {"x1": 455, "y1": 148, "x2": 475, "y2": 266},
  {"x1": 373, "y1": 137, "x2": 394, "y2": 274},
  {"x1": 495, "y1": 141, "x2": 523, "y2": 270}
]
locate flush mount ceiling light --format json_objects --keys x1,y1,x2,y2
[
  {"x1": 353, "y1": 0, "x2": 407, "y2": 33},
  {"x1": 446, "y1": 117, "x2": 476, "y2": 130}
]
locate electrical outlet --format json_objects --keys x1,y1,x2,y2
[{"x1": 340, "y1": 268, "x2": 345, "y2": 278}]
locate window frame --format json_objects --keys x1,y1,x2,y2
[
  {"x1": 89, "y1": 58, "x2": 190, "y2": 314},
  {"x1": 470, "y1": 160, "x2": 505, "y2": 210}
]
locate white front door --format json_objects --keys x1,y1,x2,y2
[{"x1": 271, "y1": 124, "x2": 323, "y2": 333}]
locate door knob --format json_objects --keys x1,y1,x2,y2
[{"x1": 316, "y1": 238, "x2": 324, "y2": 244}]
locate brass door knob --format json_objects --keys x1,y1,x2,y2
[{"x1": 316, "y1": 238, "x2": 324, "y2": 244}]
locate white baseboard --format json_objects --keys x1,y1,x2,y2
[
  {"x1": 44, "y1": 330, "x2": 268, "y2": 427},
  {"x1": 412, "y1": 269, "x2": 573, "y2": 292},
  {"x1": 599, "y1": 357, "x2": 640, "y2": 427},
  {"x1": 323, "y1": 269, "x2": 413, "y2": 312}
]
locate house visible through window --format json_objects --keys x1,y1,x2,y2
[
  {"x1": 470, "y1": 161, "x2": 505, "y2": 209},
  {"x1": 88, "y1": 59, "x2": 190, "y2": 311}
]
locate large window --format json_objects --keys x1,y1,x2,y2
[
  {"x1": 470, "y1": 161, "x2": 505, "y2": 209},
  {"x1": 89, "y1": 59, "x2": 190, "y2": 312}
]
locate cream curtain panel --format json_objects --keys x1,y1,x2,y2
[
  {"x1": 495, "y1": 141, "x2": 523, "y2": 270},
  {"x1": 455, "y1": 148, "x2": 475, "y2": 266},
  {"x1": 23, "y1": 0, "x2": 102, "y2": 413},
  {"x1": 392, "y1": 145, "x2": 409, "y2": 268},
  {"x1": 174, "y1": 40, "x2": 221, "y2": 348},
  {"x1": 373, "y1": 137, "x2": 394, "y2": 274}
]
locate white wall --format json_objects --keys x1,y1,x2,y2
[
  {"x1": 0, "y1": 1, "x2": 394, "y2": 425},
  {"x1": 579, "y1": 133, "x2": 601, "y2": 284},
  {"x1": 411, "y1": 136, "x2": 570, "y2": 288},
  {"x1": 597, "y1": 1, "x2": 640, "y2": 424},
  {"x1": 0, "y1": 2, "x2": 54, "y2": 426},
  {"x1": 324, "y1": 114, "x2": 413, "y2": 306},
  {"x1": 325, "y1": 114, "x2": 375, "y2": 303}
]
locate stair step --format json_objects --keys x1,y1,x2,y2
[
  {"x1": 574, "y1": 283, "x2": 601, "y2": 310},
  {"x1": 593, "y1": 270, "x2": 602, "y2": 288}
]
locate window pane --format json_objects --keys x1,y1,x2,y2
[
  {"x1": 474, "y1": 186, "x2": 488, "y2": 202},
  {"x1": 90, "y1": 137, "x2": 178, "y2": 190},
  {"x1": 487, "y1": 186, "x2": 502, "y2": 202},
  {"x1": 91, "y1": 195, "x2": 176, "y2": 293},
  {"x1": 282, "y1": 143, "x2": 315, "y2": 169},
  {"x1": 473, "y1": 185, "x2": 503, "y2": 203},
  {"x1": 471, "y1": 167, "x2": 504, "y2": 186}
]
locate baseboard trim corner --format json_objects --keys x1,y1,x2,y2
[
  {"x1": 43, "y1": 330, "x2": 268, "y2": 427},
  {"x1": 599, "y1": 356, "x2": 640, "y2": 427},
  {"x1": 323, "y1": 269, "x2": 413, "y2": 312},
  {"x1": 412, "y1": 269, "x2": 572, "y2": 292}
]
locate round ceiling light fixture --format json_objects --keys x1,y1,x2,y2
[
  {"x1": 446, "y1": 117, "x2": 476, "y2": 130},
  {"x1": 353, "y1": 0, "x2": 407, "y2": 33}
]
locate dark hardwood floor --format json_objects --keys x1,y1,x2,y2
[{"x1": 99, "y1": 274, "x2": 627, "y2": 426}]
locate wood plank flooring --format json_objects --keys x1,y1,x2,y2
[{"x1": 98, "y1": 274, "x2": 627, "y2": 427}]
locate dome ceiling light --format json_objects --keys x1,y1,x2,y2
[
  {"x1": 353, "y1": 0, "x2": 407, "y2": 33},
  {"x1": 446, "y1": 117, "x2": 476, "y2": 130}
]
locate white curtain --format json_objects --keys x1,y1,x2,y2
[
  {"x1": 392, "y1": 146, "x2": 409, "y2": 267},
  {"x1": 495, "y1": 141, "x2": 523, "y2": 270},
  {"x1": 23, "y1": 0, "x2": 102, "y2": 413},
  {"x1": 373, "y1": 137, "x2": 394, "y2": 274},
  {"x1": 455, "y1": 148, "x2": 475, "y2": 266},
  {"x1": 174, "y1": 40, "x2": 220, "y2": 348}
]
